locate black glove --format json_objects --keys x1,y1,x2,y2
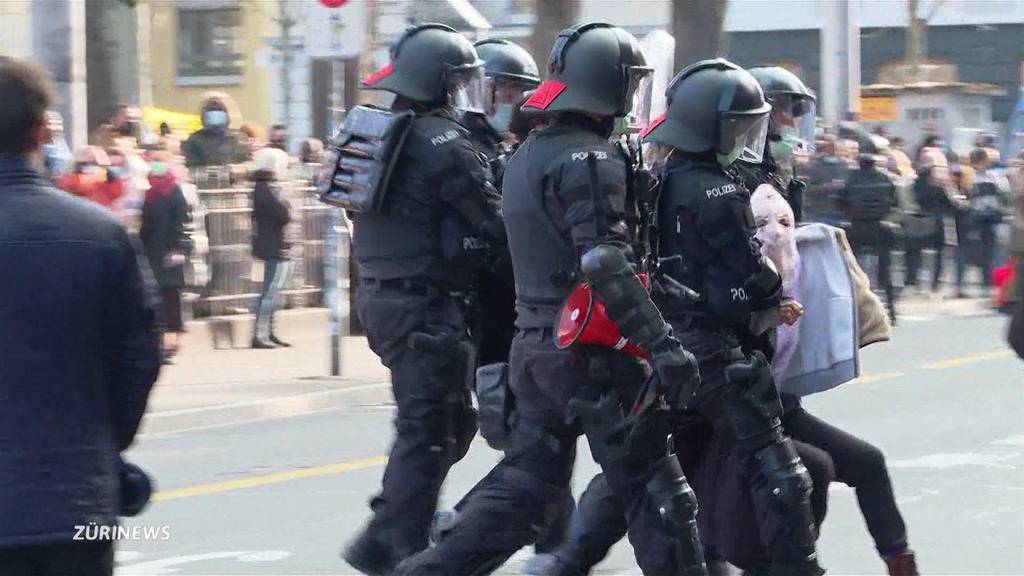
[{"x1": 649, "y1": 336, "x2": 700, "y2": 408}]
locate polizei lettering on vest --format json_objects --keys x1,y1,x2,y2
[
  {"x1": 571, "y1": 150, "x2": 608, "y2": 162},
  {"x1": 431, "y1": 130, "x2": 460, "y2": 147},
  {"x1": 705, "y1": 183, "x2": 737, "y2": 199}
]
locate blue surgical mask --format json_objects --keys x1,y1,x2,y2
[
  {"x1": 486, "y1": 103, "x2": 514, "y2": 134},
  {"x1": 203, "y1": 110, "x2": 228, "y2": 128}
]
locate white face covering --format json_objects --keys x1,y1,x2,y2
[{"x1": 751, "y1": 184, "x2": 799, "y2": 295}]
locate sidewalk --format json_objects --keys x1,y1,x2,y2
[
  {"x1": 142, "y1": 309, "x2": 390, "y2": 434},
  {"x1": 159, "y1": 308, "x2": 386, "y2": 387}
]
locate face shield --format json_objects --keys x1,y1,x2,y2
[
  {"x1": 719, "y1": 111, "x2": 769, "y2": 166},
  {"x1": 446, "y1": 66, "x2": 486, "y2": 114},
  {"x1": 484, "y1": 76, "x2": 537, "y2": 133},
  {"x1": 622, "y1": 67, "x2": 654, "y2": 133},
  {"x1": 770, "y1": 94, "x2": 817, "y2": 154}
]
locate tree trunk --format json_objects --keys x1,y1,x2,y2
[
  {"x1": 531, "y1": 0, "x2": 579, "y2": 78},
  {"x1": 672, "y1": 0, "x2": 728, "y2": 71}
]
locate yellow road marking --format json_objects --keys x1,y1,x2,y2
[
  {"x1": 849, "y1": 372, "x2": 905, "y2": 384},
  {"x1": 921, "y1": 349, "x2": 1013, "y2": 370},
  {"x1": 149, "y1": 348, "x2": 1017, "y2": 503},
  {"x1": 151, "y1": 455, "x2": 388, "y2": 502}
]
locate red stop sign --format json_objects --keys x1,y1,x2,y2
[{"x1": 319, "y1": 0, "x2": 348, "y2": 7}]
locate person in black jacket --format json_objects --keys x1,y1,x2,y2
[
  {"x1": 0, "y1": 56, "x2": 160, "y2": 576},
  {"x1": 140, "y1": 148, "x2": 192, "y2": 362},
  {"x1": 250, "y1": 147, "x2": 294, "y2": 349},
  {"x1": 905, "y1": 150, "x2": 956, "y2": 293}
]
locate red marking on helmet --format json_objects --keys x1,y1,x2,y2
[
  {"x1": 363, "y1": 63, "x2": 394, "y2": 86},
  {"x1": 639, "y1": 113, "x2": 666, "y2": 138},
  {"x1": 522, "y1": 80, "x2": 567, "y2": 110}
]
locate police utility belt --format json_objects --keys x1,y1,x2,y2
[{"x1": 318, "y1": 105, "x2": 414, "y2": 213}]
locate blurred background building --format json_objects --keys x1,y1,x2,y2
[{"x1": 3, "y1": 0, "x2": 1024, "y2": 153}]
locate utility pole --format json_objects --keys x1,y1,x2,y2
[
  {"x1": 820, "y1": 0, "x2": 861, "y2": 124},
  {"x1": 279, "y1": 0, "x2": 294, "y2": 134}
]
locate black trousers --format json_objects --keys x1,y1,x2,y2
[
  {"x1": 396, "y1": 328, "x2": 682, "y2": 576},
  {"x1": 904, "y1": 219, "x2": 945, "y2": 290},
  {"x1": 550, "y1": 342, "x2": 829, "y2": 573},
  {"x1": 0, "y1": 541, "x2": 113, "y2": 576},
  {"x1": 356, "y1": 285, "x2": 477, "y2": 557},
  {"x1": 782, "y1": 400, "x2": 909, "y2": 557},
  {"x1": 848, "y1": 222, "x2": 897, "y2": 319}
]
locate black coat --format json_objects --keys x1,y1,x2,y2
[
  {"x1": 251, "y1": 179, "x2": 292, "y2": 261},
  {"x1": 0, "y1": 156, "x2": 160, "y2": 546},
  {"x1": 140, "y1": 181, "x2": 191, "y2": 288}
]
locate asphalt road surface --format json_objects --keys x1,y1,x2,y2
[{"x1": 117, "y1": 308, "x2": 1023, "y2": 575}]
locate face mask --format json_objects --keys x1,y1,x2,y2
[
  {"x1": 769, "y1": 133, "x2": 802, "y2": 161},
  {"x1": 486, "y1": 103, "x2": 514, "y2": 134},
  {"x1": 150, "y1": 161, "x2": 168, "y2": 177},
  {"x1": 751, "y1": 184, "x2": 798, "y2": 294},
  {"x1": 203, "y1": 110, "x2": 228, "y2": 128}
]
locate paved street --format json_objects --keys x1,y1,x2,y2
[{"x1": 115, "y1": 299, "x2": 1023, "y2": 576}]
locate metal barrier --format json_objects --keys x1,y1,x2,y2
[{"x1": 189, "y1": 167, "x2": 332, "y2": 317}]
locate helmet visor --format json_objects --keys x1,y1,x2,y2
[
  {"x1": 623, "y1": 67, "x2": 654, "y2": 132},
  {"x1": 485, "y1": 76, "x2": 538, "y2": 113},
  {"x1": 771, "y1": 94, "x2": 817, "y2": 153},
  {"x1": 447, "y1": 66, "x2": 486, "y2": 114},
  {"x1": 720, "y1": 112, "x2": 770, "y2": 165}
]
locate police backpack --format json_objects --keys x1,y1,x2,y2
[{"x1": 318, "y1": 105, "x2": 414, "y2": 213}]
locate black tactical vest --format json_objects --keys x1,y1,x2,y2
[
  {"x1": 502, "y1": 127, "x2": 601, "y2": 325},
  {"x1": 353, "y1": 114, "x2": 467, "y2": 282}
]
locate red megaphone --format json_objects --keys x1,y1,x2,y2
[{"x1": 555, "y1": 274, "x2": 650, "y2": 359}]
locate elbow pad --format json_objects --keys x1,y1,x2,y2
[{"x1": 580, "y1": 244, "x2": 671, "y2": 351}]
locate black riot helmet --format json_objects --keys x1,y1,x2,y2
[
  {"x1": 642, "y1": 58, "x2": 770, "y2": 167},
  {"x1": 363, "y1": 23, "x2": 485, "y2": 112},
  {"x1": 474, "y1": 39, "x2": 540, "y2": 133},
  {"x1": 474, "y1": 39, "x2": 540, "y2": 84},
  {"x1": 522, "y1": 22, "x2": 653, "y2": 132},
  {"x1": 748, "y1": 65, "x2": 817, "y2": 150}
]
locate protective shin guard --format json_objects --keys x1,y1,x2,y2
[
  {"x1": 750, "y1": 438, "x2": 824, "y2": 576},
  {"x1": 646, "y1": 455, "x2": 709, "y2": 576}
]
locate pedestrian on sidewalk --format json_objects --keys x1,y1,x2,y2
[
  {"x1": 905, "y1": 148, "x2": 956, "y2": 294},
  {"x1": 0, "y1": 56, "x2": 161, "y2": 576},
  {"x1": 961, "y1": 148, "x2": 1012, "y2": 297},
  {"x1": 251, "y1": 146, "x2": 293, "y2": 349},
  {"x1": 140, "y1": 148, "x2": 193, "y2": 363}
]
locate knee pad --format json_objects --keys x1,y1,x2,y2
[
  {"x1": 645, "y1": 455, "x2": 708, "y2": 575},
  {"x1": 755, "y1": 439, "x2": 813, "y2": 508},
  {"x1": 750, "y1": 437, "x2": 820, "y2": 570}
]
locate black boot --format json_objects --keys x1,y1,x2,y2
[
  {"x1": 269, "y1": 333, "x2": 291, "y2": 347},
  {"x1": 252, "y1": 336, "x2": 276, "y2": 349},
  {"x1": 343, "y1": 526, "x2": 406, "y2": 576}
]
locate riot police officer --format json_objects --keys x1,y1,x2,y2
[
  {"x1": 841, "y1": 153, "x2": 900, "y2": 321},
  {"x1": 733, "y1": 66, "x2": 818, "y2": 222},
  {"x1": 338, "y1": 24, "x2": 505, "y2": 575},
  {"x1": 466, "y1": 39, "x2": 541, "y2": 185},
  {"x1": 527, "y1": 60, "x2": 825, "y2": 576},
  {"x1": 465, "y1": 38, "x2": 541, "y2": 367},
  {"x1": 395, "y1": 22, "x2": 707, "y2": 576},
  {"x1": 644, "y1": 58, "x2": 823, "y2": 576},
  {"x1": 431, "y1": 37, "x2": 574, "y2": 554}
]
